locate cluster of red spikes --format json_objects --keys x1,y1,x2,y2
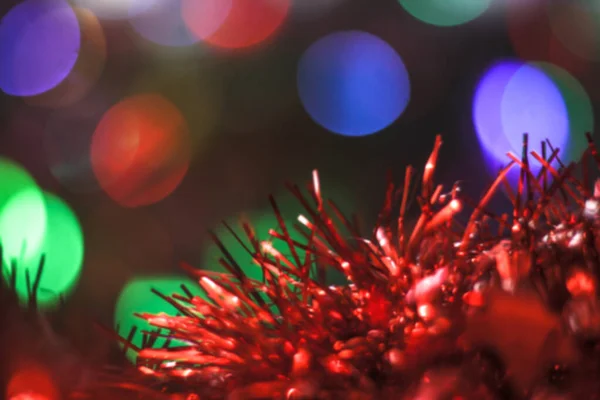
[{"x1": 93, "y1": 133, "x2": 600, "y2": 399}]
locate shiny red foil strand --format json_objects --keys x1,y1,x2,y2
[{"x1": 90, "y1": 134, "x2": 600, "y2": 399}]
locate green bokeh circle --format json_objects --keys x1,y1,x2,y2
[
  {"x1": 3, "y1": 191, "x2": 85, "y2": 308},
  {"x1": 0, "y1": 158, "x2": 47, "y2": 277},
  {"x1": 533, "y1": 62, "x2": 594, "y2": 163},
  {"x1": 399, "y1": 0, "x2": 492, "y2": 27}
]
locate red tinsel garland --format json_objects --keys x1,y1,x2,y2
[{"x1": 77, "y1": 134, "x2": 600, "y2": 399}]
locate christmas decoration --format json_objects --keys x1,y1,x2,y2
[{"x1": 79, "y1": 134, "x2": 600, "y2": 398}]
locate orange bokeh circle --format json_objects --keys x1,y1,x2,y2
[
  {"x1": 91, "y1": 94, "x2": 191, "y2": 207},
  {"x1": 182, "y1": 0, "x2": 290, "y2": 49}
]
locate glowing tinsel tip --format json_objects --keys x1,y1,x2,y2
[{"x1": 86, "y1": 133, "x2": 600, "y2": 399}]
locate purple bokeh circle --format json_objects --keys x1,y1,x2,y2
[
  {"x1": 473, "y1": 61, "x2": 569, "y2": 172},
  {"x1": 0, "y1": 0, "x2": 80, "y2": 96}
]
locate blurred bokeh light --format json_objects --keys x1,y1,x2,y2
[
  {"x1": 297, "y1": 31, "x2": 410, "y2": 137},
  {"x1": 506, "y1": 0, "x2": 592, "y2": 75},
  {"x1": 535, "y1": 62, "x2": 594, "y2": 162},
  {"x1": 0, "y1": 159, "x2": 47, "y2": 271},
  {"x1": 472, "y1": 60, "x2": 593, "y2": 177},
  {"x1": 472, "y1": 61, "x2": 564, "y2": 167},
  {"x1": 8, "y1": 193, "x2": 84, "y2": 308},
  {"x1": 24, "y1": 8, "x2": 106, "y2": 108},
  {"x1": 547, "y1": 1, "x2": 600, "y2": 62},
  {"x1": 398, "y1": 0, "x2": 492, "y2": 27},
  {"x1": 179, "y1": 0, "x2": 232, "y2": 44},
  {"x1": 129, "y1": 0, "x2": 198, "y2": 47},
  {"x1": 90, "y1": 94, "x2": 191, "y2": 208},
  {"x1": 6, "y1": 364, "x2": 58, "y2": 400},
  {"x1": 182, "y1": 0, "x2": 289, "y2": 49},
  {"x1": 0, "y1": 0, "x2": 80, "y2": 96},
  {"x1": 127, "y1": 59, "x2": 219, "y2": 157},
  {"x1": 9, "y1": 394, "x2": 52, "y2": 400},
  {"x1": 497, "y1": 64, "x2": 567, "y2": 153},
  {"x1": 114, "y1": 276, "x2": 207, "y2": 361}
]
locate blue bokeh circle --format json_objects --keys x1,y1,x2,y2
[{"x1": 297, "y1": 31, "x2": 410, "y2": 137}]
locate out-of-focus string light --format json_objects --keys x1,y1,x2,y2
[
  {"x1": 182, "y1": 0, "x2": 289, "y2": 49},
  {"x1": 506, "y1": 0, "x2": 591, "y2": 75},
  {"x1": 8, "y1": 193, "x2": 84, "y2": 308},
  {"x1": 24, "y1": 8, "x2": 106, "y2": 108},
  {"x1": 0, "y1": 0, "x2": 80, "y2": 96},
  {"x1": 90, "y1": 94, "x2": 191, "y2": 208},
  {"x1": 547, "y1": 1, "x2": 600, "y2": 62},
  {"x1": 498, "y1": 64, "x2": 567, "y2": 154},
  {"x1": 472, "y1": 61, "x2": 566, "y2": 170},
  {"x1": 0, "y1": 159, "x2": 47, "y2": 271},
  {"x1": 129, "y1": 0, "x2": 199, "y2": 47},
  {"x1": 472, "y1": 60, "x2": 593, "y2": 180},
  {"x1": 6, "y1": 364, "x2": 57, "y2": 400},
  {"x1": 0, "y1": 159, "x2": 84, "y2": 307},
  {"x1": 297, "y1": 31, "x2": 410, "y2": 137},
  {"x1": 398, "y1": 0, "x2": 492, "y2": 27},
  {"x1": 9, "y1": 394, "x2": 51, "y2": 400},
  {"x1": 127, "y1": 61, "x2": 220, "y2": 156},
  {"x1": 179, "y1": 0, "x2": 232, "y2": 42},
  {"x1": 535, "y1": 62, "x2": 594, "y2": 162}
]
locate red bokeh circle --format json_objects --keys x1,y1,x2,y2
[
  {"x1": 91, "y1": 94, "x2": 191, "y2": 207},
  {"x1": 506, "y1": 0, "x2": 592, "y2": 75},
  {"x1": 182, "y1": 0, "x2": 290, "y2": 49},
  {"x1": 7, "y1": 364, "x2": 57, "y2": 400}
]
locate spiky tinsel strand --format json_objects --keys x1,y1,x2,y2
[{"x1": 101, "y1": 134, "x2": 600, "y2": 399}]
